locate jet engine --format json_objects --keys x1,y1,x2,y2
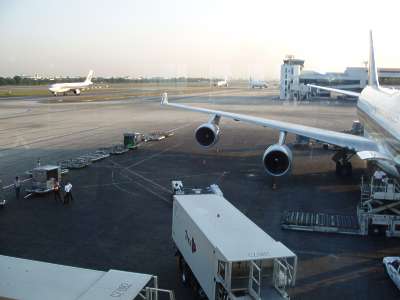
[
  {"x1": 74, "y1": 89, "x2": 81, "y2": 95},
  {"x1": 195, "y1": 123, "x2": 220, "y2": 147},
  {"x1": 262, "y1": 144, "x2": 292, "y2": 176}
]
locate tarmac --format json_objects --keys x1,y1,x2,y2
[{"x1": 0, "y1": 87, "x2": 399, "y2": 299}]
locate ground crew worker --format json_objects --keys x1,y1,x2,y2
[
  {"x1": 14, "y1": 176, "x2": 21, "y2": 199},
  {"x1": 63, "y1": 182, "x2": 73, "y2": 204},
  {"x1": 373, "y1": 170, "x2": 386, "y2": 186},
  {"x1": 53, "y1": 179, "x2": 62, "y2": 202}
]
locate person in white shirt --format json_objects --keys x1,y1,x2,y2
[
  {"x1": 373, "y1": 170, "x2": 386, "y2": 186},
  {"x1": 63, "y1": 182, "x2": 73, "y2": 204}
]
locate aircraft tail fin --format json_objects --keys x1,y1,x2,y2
[
  {"x1": 368, "y1": 31, "x2": 379, "y2": 87},
  {"x1": 85, "y1": 70, "x2": 94, "y2": 83}
]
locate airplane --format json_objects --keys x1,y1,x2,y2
[
  {"x1": 213, "y1": 77, "x2": 229, "y2": 87},
  {"x1": 249, "y1": 77, "x2": 268, "y2": 89},
  {"x1": 161, "y1": 31, "x2": 400, "y2": 179},
  {"x1": 48, "y1": 70, "x2": 94, "y2": 96}
]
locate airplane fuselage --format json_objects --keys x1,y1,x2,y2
[
  {"x1": 216, "y1": 81, "x2": 228, "y2": 87},
  {"x1": 357, "y1": 86, "x2": 400, "y2": 176},
  {"x1": 49, "y1": 81, "x2": 92, "y2": 95},
  {"x1": 250, "y1": 80, "x2": 267, "y2": 89}
]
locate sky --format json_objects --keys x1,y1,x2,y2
[{"x1": 1, "y1": 0, "x2": 400, "y2": 79}]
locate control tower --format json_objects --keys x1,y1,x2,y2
[{"x1": 280, "y1": 55, "x2": 305, "y2": 100}]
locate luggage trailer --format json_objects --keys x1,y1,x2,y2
[
  {"x1": 25, "y1": 165, "x2": 61, "y2": 196},
  {"x1": 172, "y1": 182, "x2": 297, "y2": 300}
]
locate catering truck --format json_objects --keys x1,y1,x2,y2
[{"x1": 171, "y1": 181, "x2": 297, "y2": 300}]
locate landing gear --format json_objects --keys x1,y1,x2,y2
[
  {"x1": 333, "y1": 149, "x2": 354, "y2": 177},
  {"x1": 335, "y1": 161, "x2": 352, "y2": 176}
]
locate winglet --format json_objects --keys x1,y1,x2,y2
[
  {"x1": 368, "y1": 31, "x2": 379, "y2": 87},
  {"x1": 161, "y1": 92, "x2": 168, "y2": 105}
]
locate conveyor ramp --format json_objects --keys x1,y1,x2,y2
[{"x1": 281, "y1": 211, "x2": 360, "y2": 235}]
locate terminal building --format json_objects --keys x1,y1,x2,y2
[{"x1": 280, "y1": 55, "x2": 400, "y2": 100}]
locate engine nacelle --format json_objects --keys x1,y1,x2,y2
[
  {"x1": 262, "y1": 144, "x2": 292, "y2": 176},
  {"x1": 74, "y1": 89, "x2": 81, "y2": 95},
  {"x1": 195, "y1": 123, "x2": 220, "y2": 147}
]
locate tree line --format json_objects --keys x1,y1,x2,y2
[{"x1": 0, "y1": 76, "x2": 213, "y2": 86}]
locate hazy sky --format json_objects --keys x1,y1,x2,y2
[{"x1": 1, "y1": 0, "x2": 400, "y2": 79}]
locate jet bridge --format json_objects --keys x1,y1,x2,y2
[{"x1": 0, "y1": 255, "x2": 175, "y2": 300}]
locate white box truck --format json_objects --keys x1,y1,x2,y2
[{"x1": 172, "y1": 182, "x2": 297, "y2": 300}]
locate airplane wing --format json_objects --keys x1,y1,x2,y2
[
  {"x1": 161, "y1": 93, "x2": 378, "y2": 153},
  {"x1": 308, "y1": 84, "x2": 361, "y2": 98}
]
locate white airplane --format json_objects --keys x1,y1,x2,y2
[
  {"x1": 162, "y1": 32, "x2": 400, "y2": 179},
  {"x1": 213, "y1": 77, "x2": 229, "y2": 87},
  {"x1": 49, "y1": 70, "x2": 94, "y2": 96},
  {"x1": 249, "y1": 77, "x2": 268, "y2": 89}
]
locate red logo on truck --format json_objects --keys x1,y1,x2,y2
[{"x1": 185, "y1": 230, "x2": 197, "y2": 253}]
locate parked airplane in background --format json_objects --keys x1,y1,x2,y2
[
  {"x1": 249, "y1": 77, "x2": 268, "y2": 89},
  {"x1": 49, "y1": 70, "x2": 94, "y2": 96},
  {"x1": 213, "y1": 77, "x2": 228, "y2": 87},
  {"x1": 162, "y1": 32, "x2": 400, "y2": 179}
]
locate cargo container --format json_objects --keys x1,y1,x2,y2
[{"x1": 27, "y1": 165, "x2": 61, "y2": 193}]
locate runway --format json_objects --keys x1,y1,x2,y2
[{"x1": 0, "y1": 87, "x2": 398, "y2": 299}]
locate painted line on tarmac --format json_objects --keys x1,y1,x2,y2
[
  {"x1": 126, "y1": 168, "x2": 172, "y2": 194},
  {"x1": 0, "y1": 125, "x2": 106, "y2": 151},
  {"x1": 112, "y1": 182, "x2": 141, "y2": 199},
  {"x1": 148, "y1": 171, "x2": 226, "y2": 181},
  {"x1": 133, "y1": 181, "x2": 171, "y2": 204},
  {"x1": 164, "y1": 122, "x2": 194, "y2": 134},
  {"x1": 109, "y1": 158, "x2": 171, "y2": 196},
  {"x1": 79, "y1": 181, "x2": 133, "y2": 189},
  {"x1": 126, "y1": 143, "x2": 183, "y2": 168},
  {"x1": 109, "y1": 171, "x2": 170, "y2": 204}
]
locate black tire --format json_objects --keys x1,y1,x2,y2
[
  {"x1": 344, "y1": 162, "x2": 353, "y2": 176},
  {"x1": 336, "y1": 162, "x2": 352, "y2": 177},
  {"x1": 335, "y1": 162, "x2": 342, "y2": 176}
]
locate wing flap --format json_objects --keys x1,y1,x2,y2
[{"x1": 357, "y1": 151, "x2": 392, "y2": 161}]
